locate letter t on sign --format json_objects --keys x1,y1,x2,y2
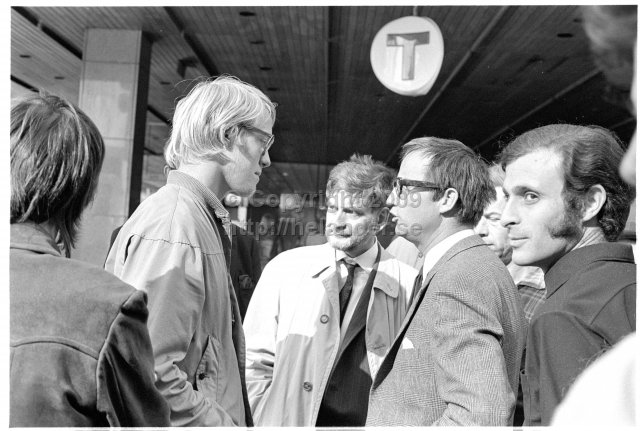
[{"x1": 386, "y1": 32, "x2": 430, "y2": 80}]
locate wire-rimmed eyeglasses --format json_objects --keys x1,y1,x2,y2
[{"x1": 241, "y1": 124, "x2": 274, "y2": 156}]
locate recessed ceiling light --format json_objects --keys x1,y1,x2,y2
[
  {"x1": 259, "y1": 66, "x2": 272, "y2": 71},
  {"x1": 239, "y1": 11, "x2": 255, "y2": 17},
  {"x1": 282, "y1": 172, "x2": 289, "y2": 177},
  {"x1": 557, "y1": 33, "x2": 574, "y2": 38}
]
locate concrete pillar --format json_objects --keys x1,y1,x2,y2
[{"x1": 72, "y1": 29, "x2": 151, "y2": 265}]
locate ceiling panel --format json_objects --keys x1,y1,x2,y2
[
  {"x1": 11, "y1": 9, "x2": 81, "y2": 103},
  {"x1": 173, "y1": 6, "x2": 328, "y2": 164},
  {"x1": 10, "y1": 5, "x2": 636, "y2": 199},
  {"x1": 328, "y1": 6, "x2": 504, "y2": 166}
]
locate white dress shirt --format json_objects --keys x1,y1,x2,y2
[{"x1": 335, "y1": 241, "x2": 379, "y2": 340}]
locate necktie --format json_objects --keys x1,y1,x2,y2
[
  {"x1": 408, "y1": 267, "x2": 423, "y2": 307},
  {"x1": 339, "y1": 260, "x2": 357, "y2": 324}
]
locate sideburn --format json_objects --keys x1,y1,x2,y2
[{"x1": 549, "y1": 196, "x2": 584, "y2": 240}]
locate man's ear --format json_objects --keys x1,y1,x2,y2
[
  {"x1": 376, "y1": 207, "x2": 390, "y2": 226},
  {"x1": 438, "y1": 188, "x2": 459, "y2": 214},
  {"x1": 223, "y1": 126, "x2": 242, "y2": 149},
  {"x1": 582, "y1": 184, "x2": 607, "y2": 222}
]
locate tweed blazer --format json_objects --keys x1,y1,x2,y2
[{"x1": 367, "y1": 234, "x2": 526, "y2": 426}]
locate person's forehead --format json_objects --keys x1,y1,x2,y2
[
  {"x1": 327, "y1": 190, "x2": 369, "y2": 209},
  {"x1": 252, "y1": 110, "x2": 274, "y2": 131},
  {"x1": 484, "y1": 189, "x2": 507, "y2": 214},
  {"x1": 398, "y1": 152, "x2": 431, "y2": 180},
  {"x1": 503, "y1": 148, "x2": 564, "y2": 189}
]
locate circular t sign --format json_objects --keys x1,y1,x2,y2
[{"x1": 370, "y1": 16, "x2": 444, "y2": 96}]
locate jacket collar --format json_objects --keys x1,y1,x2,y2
[
  {"x1": 10, "y1": 222, "x2": 62, "y2": 257},
  {"x1": 167, "y1": 170, "x2": 230, "y2": 224},
  {"x1": 310, "y1": 242, "x2": 399, "y2": 298},
  {"x1": 420, "y1": 234, "x2": 486, "y2": 291},
  {"x1": 544, "y1": 242, "x2": 635, "y2": 298}
]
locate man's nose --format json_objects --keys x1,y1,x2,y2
[
  {"x1": 500, "y1": 199, "x2": 517, "y2": 228},
  {"x1": 260, "y1": 149, "x2": 271, "y2": 168},
  {"x1": 386, "y1": 190, "x2": 398, "y2": 207},
  {"x1": 475, "y1": 218, "x2": 489, "y2": 237}
]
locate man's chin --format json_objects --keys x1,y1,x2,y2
[
  {"x1": 229, "y1": 187, "x2": 256, "y2": 198},
  {"x1": 511, "y1": 250, "x2": 537, "y2": 268}
]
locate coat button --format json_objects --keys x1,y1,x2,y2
[
  {"x1": 198, "y1": 373, "x2": 207, "y2": 380},
  {"x1": 320, "y1": 314, "x2": 329, "y2": 324},
  {"x1": 303, "y1": 381, "x2": 313, "y2": 391}
]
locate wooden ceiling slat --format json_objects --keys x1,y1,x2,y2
[
  {"x1": 11, "y1": 9, "x2": 81, "y2": 103},
  {"x1": 328, "y1": 6, "x2": 502, "y2": 165},
  {"x1": 173, "y1": 6, "x2": 327, "y2": 165},
  {"x1": 12, "y1": 5, "x2": 633, "y2": 195},
  {"x1": 406, "y1": 6, "x2": 602, "y2": 155}
]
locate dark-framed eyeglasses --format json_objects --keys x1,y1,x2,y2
[
  {"x1": 393, "y1": 177, "x2": 440, "y2": 195},
  {"x1": 241, "y1": 124, "x2": 274, "y2": 156}
]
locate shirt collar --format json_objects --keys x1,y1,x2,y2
[
  {"x1": 335, "y1": 239, "x2": 379, "y2": 271},
  {"x1": 422, "y1": 229, "x2": 475, "y2": 275},
  {"x1": 167, "y1": 170, "x2": 230, "y2": 225},
  {"x1": 507, "y1": 262, "x2": 545, "y2": 290},
  {"x1": 311, "y1": 242, "x2": 398, "y2": 298}
]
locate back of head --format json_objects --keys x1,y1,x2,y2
[
  {"x1": 401, "y1": 137, "x2": 494, "y2": 226},
  {"x1": 500, "y1": 124, "x2": 634, "y2": 241},
  {"x1": 164, "y1": 75, "x2": 276, "y2": 169},
  {"x1": 326, "y1": 153, "x2": 395, "y2": 210},
  {"x1": 11, "y1": 92, "x2": 105, "y2": 254},
  {"x1": 488, "y1": 163, "x2": 506, "y2": 189}
]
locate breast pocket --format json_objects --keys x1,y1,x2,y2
[{"x1": 194, "y1": 336, "x2": 222, "y2": 401}]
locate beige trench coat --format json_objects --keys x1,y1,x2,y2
[{"x1": 244, "y1": 242, "x2": 417, "y2": 426}]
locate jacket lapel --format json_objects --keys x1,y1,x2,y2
[
  {"x1": 311, "y1": 244, "x2": 341, "y2": 318},
  {"x1": 372, "y1": 235, "x2": 484, "y2": 388}
]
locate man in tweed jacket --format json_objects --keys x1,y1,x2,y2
[{"x1": 367, "y1": 138, "x2": 526, "y2": 426}]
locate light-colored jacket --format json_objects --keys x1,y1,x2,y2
[
  {"x1": 105, "y1": 171, "x2": 251, "y2": 427},
  {"x1": 244, "y1": 242, "x2": 417, "y2": 426}
]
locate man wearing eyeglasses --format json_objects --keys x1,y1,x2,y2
[
  {"x1": 105, "y1": 76, "x2": 276, "y2": 426},
  {"x1": 367, "y1": 138, "x2": 526, "y2": 426},
  {"x1": 244, "y1": 154, "x2": 417, "y2": 426}
]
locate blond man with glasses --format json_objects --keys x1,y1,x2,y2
[{"x1": 106, "y1": 75, "x2": 276, "y2": 426}]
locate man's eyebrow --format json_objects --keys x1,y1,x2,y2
[
  {"x1": 484, "y1": 210, "x2": 502, "y2": 216},
  {"x1": 505, "y1": 185, "x2": 535, "y2": 195}
]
